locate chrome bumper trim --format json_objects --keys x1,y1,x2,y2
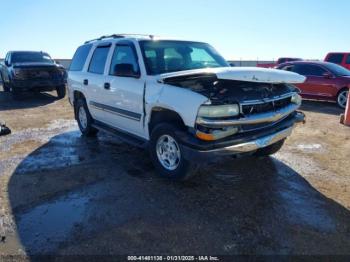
[
  {"x1": 197, "y1": 103, "x2": 300, "y2": 127},
  {"x1": 202, "y1": 126, "x2": 294, "y2": 155}
]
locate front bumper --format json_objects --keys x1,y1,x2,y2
[
  {"x1": 12, "y1": 78, "x2": 66, "y2": 92},
  {"x1": 180, "y1": 111, "x2": 305, "y2": 161}
]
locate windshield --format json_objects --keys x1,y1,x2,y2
[
  {"x1": 11, "y1": 52, "x2": 53, "y2": 64},
  {"x1": 325, "y1": 62, "x2": 350, "y2": 76},
  {"x1": 139, "y1": 40, "x2": 229, "y2": 75}
]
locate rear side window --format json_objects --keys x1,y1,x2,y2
[
  {"x1": 326, "y1": 54, "x2": 344, "y2": 64},
  {"x1": 70, "y1": 44, "x2": 92, "y2": 71},
  {"x1": 293, "y1": 64, "x2": 326, "y2": 76},
  {"x1": 88, "y1": 46, "x2": 110, "y2": 74}
]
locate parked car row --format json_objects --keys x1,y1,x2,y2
[
  {"x1": 0, "y1": 51, "x2": 67, "y2": 99},
  {"x1": 277, "y1": 61, "x2": 350, "y2": 108},
  {"x1": 257, "y1": 57, "x2": 302, "y2": 68},
  {"x1": 256, "y1": 53, "x2": 350, "y2": 108}
]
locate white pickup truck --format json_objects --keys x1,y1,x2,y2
[{"x1": 68, "y1": 34, "x2": 305, "y2": 180}]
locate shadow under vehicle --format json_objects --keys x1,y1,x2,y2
[
  {"x1": 4, "y1": 130, "x2": 350, "y2": 257},
  {"x1": 0, "y1": 91, "x2": 58, "y2": 111}
]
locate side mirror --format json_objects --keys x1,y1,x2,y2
[
  {"x1": 229, "y1": 63, "x2": 235, "y2": 67},
  {"x1": 323, "y1": 72, "x2": 333, "y2": 79},
  {"x1": 4, "y1": 61, "x2": 10, "y2": 67},
  {"x1": 113, "y1": 63, "x2": 140, "y2": 78},
  {"x1": 55, "y1": 60, "x2": 60, "y2": 64}
]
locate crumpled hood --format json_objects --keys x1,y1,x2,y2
[{"x1": 159, "y1": 67, "x2": 306, "y2": 84}]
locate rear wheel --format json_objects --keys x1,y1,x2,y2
[
  {"x1": 337, "y1": 88, "x2": 348, "y2": 109},
  {"x1": 150, "y1": 123, "x2": 198, "y2": 181},
  {"x1": 56, "y1": 85, "x2": 66, "y2": 99},
  {"x1": 75, "y1": 99, "x2": 98, "y2": 136},
  {"x1": 254, "y1": 139, "x2": 285, "y2": 157}
]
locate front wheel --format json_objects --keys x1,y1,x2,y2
[
  {"x1": 75, "y1": 99, "x2": 98, "y2": 136},
  {"x1": 337, "y1": 88, "x2": 348, "y2": 109},
  {"x1": 56, "y1": 85, "x2": 66, "y2": 99},
  {"x1": 2, "y1": 82, "x2": 10, "y2": 92},
  {"x1": 10, "y1": 85, "x2": 22, "y2": 100},
  {"x1": 150, "y1": 123, "x2": 198, "y2": 181},
  {"x1": 1, "y1": 75, "x2": 10, "y2": 92}
]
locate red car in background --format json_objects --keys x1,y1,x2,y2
[
  {"x1": 257, "y1": 57, "x2": 302, "y2": 68},
  {"x1": 325, "y1": 52, "x2": 350, "y2": 70},
  {"x1": 277, "y1": 61, "x2": 349, "y2": 108}
]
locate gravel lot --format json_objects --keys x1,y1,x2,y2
[{"x1": 0, "y1": 88, "x2": 349, "y2": 258}]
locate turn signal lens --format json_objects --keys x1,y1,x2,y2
[{"x1": 196, "y1": 131, "x2": 215, "y2": 141}]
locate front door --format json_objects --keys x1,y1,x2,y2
[
  {"x1": 102, "y1": 43, "x2": 145, "y2": 138},
  {"x1": 293, "y1": 64, "x2": 335, "y2": 99}
]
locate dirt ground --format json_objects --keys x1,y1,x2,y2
[{"x1": 0, "y1": 87, "x2": 349, "y2": 258}]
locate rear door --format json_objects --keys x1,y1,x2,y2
[
  {"x1": 292, "y1": 64, "x2": 336, "y2": 99},
  {"x1": 84, "y1": 43, "x2": 113, "y2": 124},
  {"x1": 102, "y1": 42, "x2": 145, "y2": 138}
]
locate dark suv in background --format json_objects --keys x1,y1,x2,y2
[{"x1": 0, "y1": 51, "x2": 67, "y2": 99}]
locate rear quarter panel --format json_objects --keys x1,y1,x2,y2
[{"x1": 67, "y1": 71, "x2": 85, "y2": 105}]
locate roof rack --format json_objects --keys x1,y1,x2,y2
[{"x1": 84, "y1": 34, "x2": 155, "y2": 44}]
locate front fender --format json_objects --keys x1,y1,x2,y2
[{"x1": 145, "y1": 82, "x2": 209, "y2": 129}]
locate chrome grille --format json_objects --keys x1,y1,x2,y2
[{"x1": 241, "y1": 96, "x2": 292, "y2": 116}]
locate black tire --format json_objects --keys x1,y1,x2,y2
[
  {"x1": 56, "y1": 85, "x2": 66, "y2": 99},
  {"x1": 149, "y1": 123, "x2": 198, "y2": 181},
  {"x1": 254, "y1": 139, "x2": 285, "y2": 157},
  {"x1": 75, "y1": 98, "x2": 98, "y2": 136},
  {"x1": 0, "y1": 124, "x2": 11, "y2": 136},
  {"x1": 0, "y1": 74, "x2": 9, "y2": 92},
  {"x1": 10, "y1": 85, "x2": 22, "y2": 100},
  {"x1": 2, "y1": 80, "x2": 11, "y2": 92},
  {"x1": 337, "y1": 88, "x2": 348, "y2": 109}
]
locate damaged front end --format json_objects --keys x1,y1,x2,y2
[{"x1": 161, "y1": 71, "x2": 304, "y2": 141}]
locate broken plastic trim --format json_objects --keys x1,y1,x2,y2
[{"x1": 0, "y1": 123, "x2": 11, "y2": 136}]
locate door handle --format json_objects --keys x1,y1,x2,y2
[
  {"x1": 104, "y1": 82, "x2": 111, "y2": 90},
  {"x1": 83, "y1": 79, "x2": 88, "y2": 85}
]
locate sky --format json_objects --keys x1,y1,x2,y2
[{"x1": 0, "y1": 0, "x2": 349, "y2": 60}]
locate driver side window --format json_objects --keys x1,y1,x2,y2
[{"x1": 109, "y1": 45, "x2": 139, "y2": 75}]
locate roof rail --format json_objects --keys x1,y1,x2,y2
[{"x1": 84, "y1": 34, "x2": 155, "y2": 44}]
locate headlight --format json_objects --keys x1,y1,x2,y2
[
  {"x1": 198, "y1": 104, "x2": 240, "y2": 118},
  {"x1": 13, "y1": 69, "x2": 24, "y2": 78},
  {"x1": 291, "y1": 93, "x2": 302, "y2": 105}
]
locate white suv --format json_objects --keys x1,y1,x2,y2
[{"x1": 68, "y1": 34, "x2": 305, "y2": 180}]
